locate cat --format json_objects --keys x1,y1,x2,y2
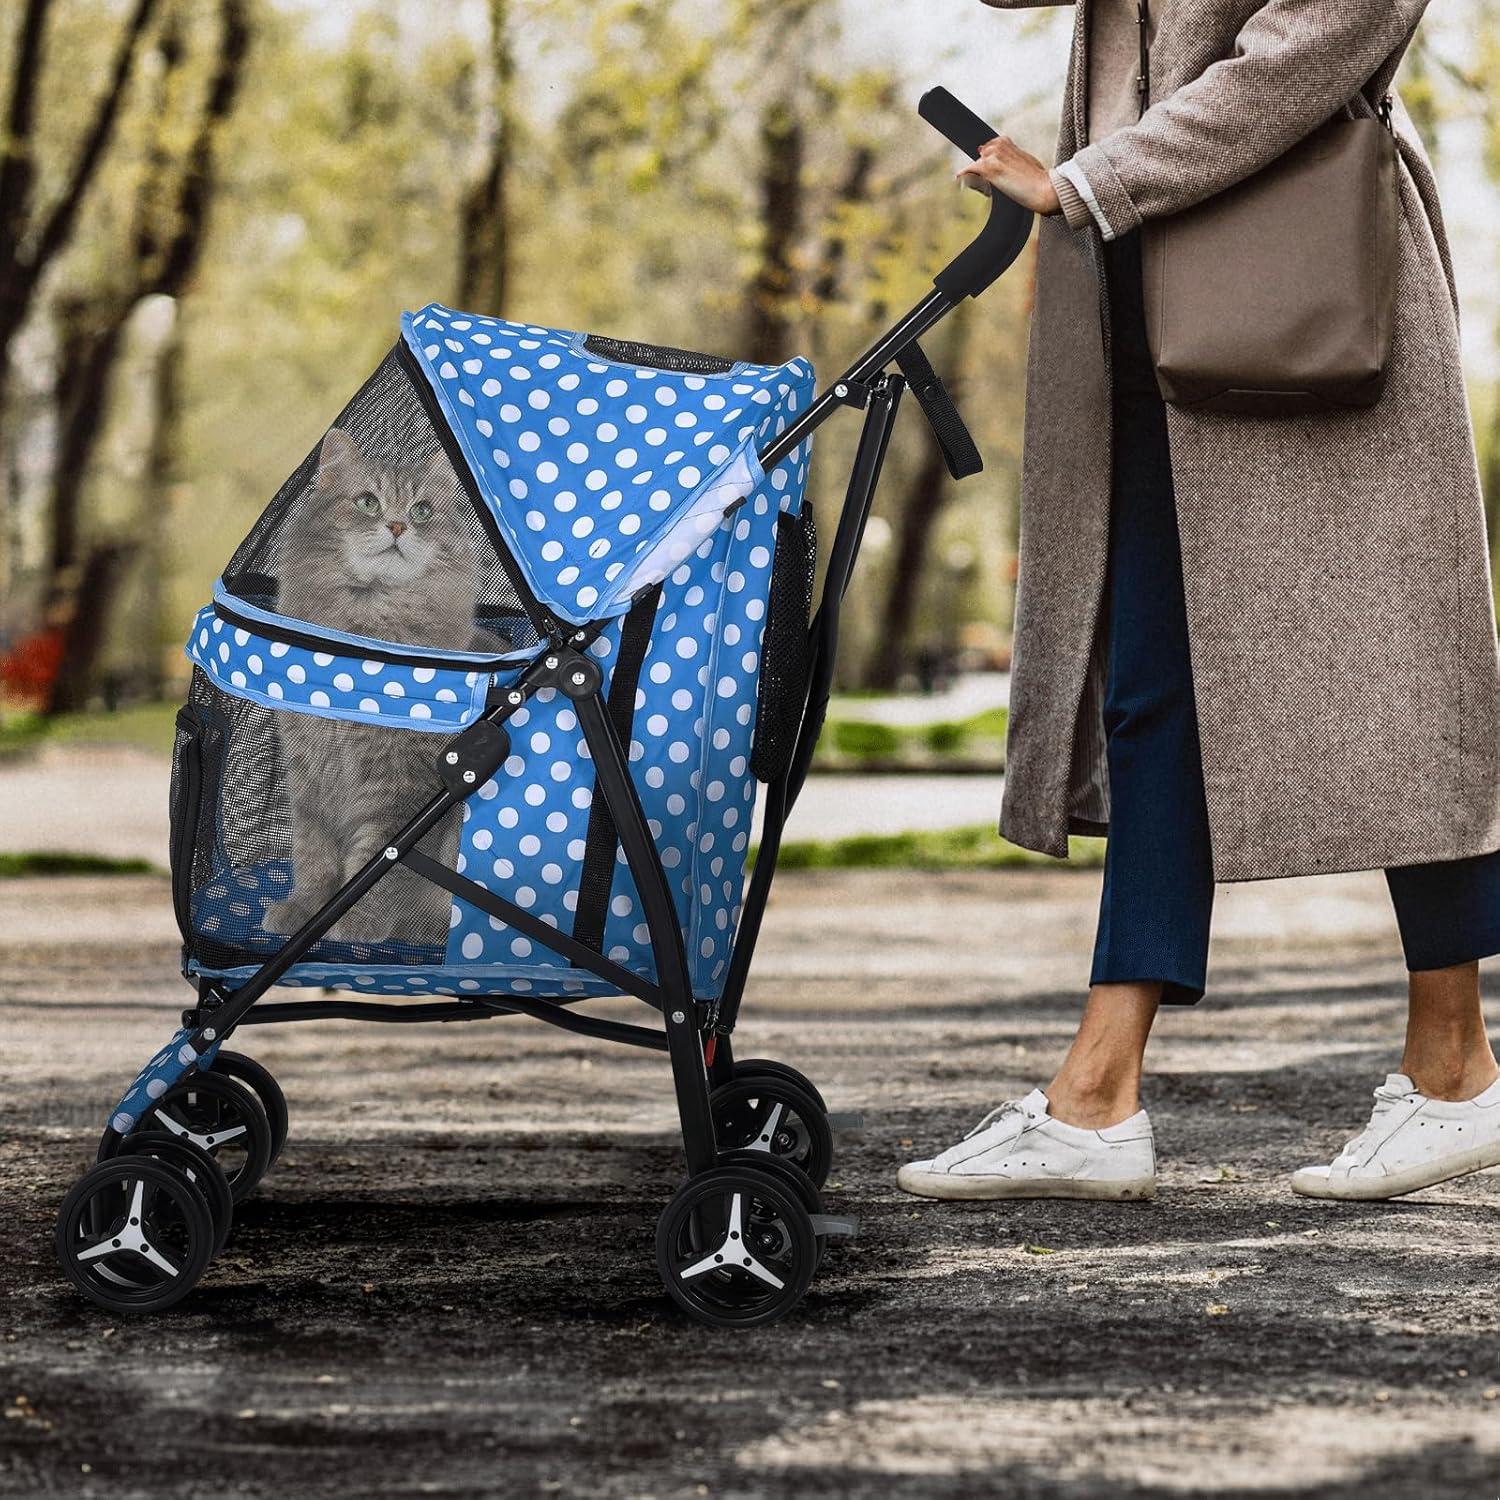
[{"x1": 262, "y1": 427, "x2": 507, "y2": 947}]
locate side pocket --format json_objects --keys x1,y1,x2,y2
[
  {"x1": 750, "y1": 503, "x2": 817, "y2": 784},
  {"x1": 168, "y1": 698, "x2": 226, "y2": 951}
]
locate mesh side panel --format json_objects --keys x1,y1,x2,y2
[
  {"x1": 171, "y1": 668, "x2": 456, "y2": 971},
  {"x1": 580, "y1": 334, "x2": 736, "y2": 375},
  {"x1": 750, "y1": 504, "x2": 817, "y2": 783},
  {"x1": 223, "y1": 344, "x2": 540, "y2": 652}
]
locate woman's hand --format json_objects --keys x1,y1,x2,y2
[{"x1": 958, "y1": 136, "x2": 1061, "y2": 216}]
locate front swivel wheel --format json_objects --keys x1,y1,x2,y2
[
  {"x1": 710, "y1": 1075, "x2": 833, "y2": 1189},
  {"x1": 656, "y1": 1165, "x2": 818, "y2": 1328}
]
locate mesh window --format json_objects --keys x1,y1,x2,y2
[
  {"x1": 223, "y1": 344, "x2": 541, "y2": 652},
  {"x1": 580, "y1": 334, "x2": 736, "y2": 375},
  {"x1": 171, "y1": 668, "x2": 459, "y2": 971}
]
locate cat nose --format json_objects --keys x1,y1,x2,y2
[{"x1": 387, "y1": 521, "x2": 407, "y2": 538}]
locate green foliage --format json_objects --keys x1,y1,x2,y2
[
  {"x1": 0, "y1": 850, "x2": 159, "y2": 877},
  {"x1": 764, "y1": 824, "x2": 1105, "y2": 872},
  {"x1": 830, "y1": 719, "x2": 901, "y2": 757}
]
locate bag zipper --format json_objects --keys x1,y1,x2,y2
[
  {"x1": 210, "y1": 598, "x2": 529, "y2": 673},
  {"x1": 170, "y1": 705, "x2": 206, "y2": 948}
]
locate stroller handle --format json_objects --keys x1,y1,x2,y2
[{"x1": 919, "y1": 86, "x2": 1034, "y2": 301}]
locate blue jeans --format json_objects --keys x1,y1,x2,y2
[{"x1": 1091, "y1": 232, "x2": 1500, "y2": 1004}]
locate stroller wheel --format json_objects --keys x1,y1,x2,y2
[
  {"x1": 123, "y1": 1073, "x2": 272, "y2": 1204},
  {"x1": 109, "y1": 1130, "x2": 234, "y2": 1256},
  {"x1": 710, "y1": 1075, "x2": 833, "y2": 1189},
  {"x1": 716, "y1": 1148, "x2": 828, "y2": 1267},
  {"x1": 731, "y1": 1058, "x2": 828, "y2": 1114},
  {"x1": 205, "y1": 1050, "x2": 288, "y2": 1168},
  {"x1": 656, "y1": 1165, "x2": 817, "y2": 1328},
  {"x1": 56, "y1": 1156, "x2": 215, "y2": 1313}
]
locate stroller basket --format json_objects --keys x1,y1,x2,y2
[{"x1": 61, "y1": 87, "x2": 1034, "y2": 1328}]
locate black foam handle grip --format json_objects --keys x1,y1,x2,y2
[{"x1": 918, "y1": 87, "x2": 1001, "y2": 160}]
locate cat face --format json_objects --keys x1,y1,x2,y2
[{"x1": 298, "y1": 427, "x2": 476, "y2": 589}]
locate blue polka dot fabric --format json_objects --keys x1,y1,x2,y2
[
  {"x1": 403, "y1": 304, "x2": 814, "y2": 625},
  {"x1": 107, "y1": 1027, "x2": 222, "y2": 1136},
  {"x1": 176, "y1": 309, "x2": 814, "y2": 1007},
  {"x1": 187, "y1": 593, "x2": 527, "y2": 733}
]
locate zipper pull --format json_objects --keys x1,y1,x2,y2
[
  {"x1": 1377, "y1": 93, "x2": 1394, "y2": 131},
  {"x1": 1136, "y1": 0, "x2": 1151, "y2": 117}
]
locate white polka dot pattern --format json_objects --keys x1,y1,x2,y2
[
  {"x1": 403, "y1": 305, "x2": 814, "y2": 625},
  {"x1": 186, "y1": 599, "x2": 511, "y2": 732},
  {"x1": 107, "y1": 1028, "x2": 223, "y2": 1134}
]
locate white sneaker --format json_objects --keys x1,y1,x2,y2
[
  {"x1": 896, "y1": 1088, "x2": 1156, "y2": 1201},
  {"x1": 1291, "y1": 1072, "x2": 1500, "y2": 1201}
]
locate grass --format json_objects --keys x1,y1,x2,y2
[
  {"x1": 0, "y1": 850, "x2": 160, "y2": 878},
  {"x1": 0, "y1": 702, "x2": 179, "y2": 758},
  {"x1": 818, "y1": 703, "x2": 1008, "y2": 767},
  {"x1": 767, "y1": 824, "x2": 1106, "y2": 872}
]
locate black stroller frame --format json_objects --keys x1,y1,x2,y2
[{"x1": 67, "y1": 91, "x2": 1032, "y2": 1327}]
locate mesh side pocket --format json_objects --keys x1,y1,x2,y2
[
  {"x1": 174, "y1": 668, "x2": 456, "y2": 972},
  {"x1": 750, "y1": 504, "x2": 817, "y2": 784}
]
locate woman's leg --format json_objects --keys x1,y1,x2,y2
[
  {"x1": 1055, "y1": 230, "x2": 1215, "y2": 1127},
  {"x1": 1291, "y1": 854, "x2": 1500, "y2": 1200},
  {"x1": 1047, "y1": 982, "x2": 1162, "y2": 1127},
  {"x1": 1387, "y1": 852, "x2": 1500, "y2": 1098}
]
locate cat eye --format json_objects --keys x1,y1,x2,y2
[
  {"x1": 409, "y1": 500, "x2": 434, "y2": 524},
  {"x1": 353, "y1": 492, "x2": 380, "y2": 514}
]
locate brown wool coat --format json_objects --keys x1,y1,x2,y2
[{"x1": 984, "y1": 0, "x2": 1500, "y2": 881}]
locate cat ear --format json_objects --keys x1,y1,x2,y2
[{"x1": 317, "y1": 427, "x2": 364, "y2": 488}]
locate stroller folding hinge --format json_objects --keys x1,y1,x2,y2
[
  {"x1": 543, "y1": 647, "x2": 604, "y2": 700},
  {"x1": 830, "y1": 377, "x2": 873, "y2": 411},
  {"x1": 438, "y1": 720, "x2": 511, "y2": 797}
]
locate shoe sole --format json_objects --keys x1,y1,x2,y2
[
  {"x1": 1291, "y1": 1138, "x2": 1500, "y2": 1201},
  {"x1": 896, "y1": 1167, "x2": 1156, "y2": 1202}
]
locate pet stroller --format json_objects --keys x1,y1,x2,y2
[{"x1": 56, "y1": 91, "x2": 1031, "y2": 1327}]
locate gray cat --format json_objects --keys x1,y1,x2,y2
[{"x1": 263, "y1": 427, "x2": 504, "y2": 947}]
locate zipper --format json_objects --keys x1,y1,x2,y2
[
  {"x1": 210, "y1": 598, "x2": 529, "y2": 673},
  {"x1": 394, "y1": 338, "x2": 560, "y2": 639}
]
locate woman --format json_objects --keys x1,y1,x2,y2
[{"x1": 900, "y1": 0, "x2": 1500, "y2": 1203}]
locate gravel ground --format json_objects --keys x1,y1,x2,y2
[{"x1": 3, "y1": 868, "x2": 1500, "y2": 1498}]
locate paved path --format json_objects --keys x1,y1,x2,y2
[{"x1": 4, "y1": 868, "x2": 1499, "y2": 1496}]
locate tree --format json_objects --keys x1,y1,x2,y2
[
  {"x1": 455, "y1": 0, "x2": 516, "y2": 317},
  {"x1": 0, "y1": 0, "x2": 160, "y2": 407},
  {"x1": 43, "y1": 0, "x2": 252, "y2": 712}
]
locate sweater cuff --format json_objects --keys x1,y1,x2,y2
[{"x1": 1048, "y1": 167, "x2": 1095, "y2": 231}]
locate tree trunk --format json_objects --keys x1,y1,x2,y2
[
  {"x1": 456, "y1": 0, "x2": 514, "y2": 316},
  {"x1": 744, "y1": 97, "x2": 804, "y2": 367}
]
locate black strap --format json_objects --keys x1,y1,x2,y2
[
  {"x1": 894, "y1": 343, "x2": 984, "y2": 480},
  {"x1": 571, "y1": 588, "x2": 660, "y2": 951}
]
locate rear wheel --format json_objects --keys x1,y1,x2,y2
[
  {"x1": 656, "y1": 1165, "x2": 817, "y2": 1328},
  {"x1": 732, "y1": 1058, "x2": 827, "y2": 1114},
  {"x1": 710, "y1": 1075, "x2": 833, "y2": 1189},
  {"x1": 56, "y1": 1156, "x2": 215, "y2": 1313}
]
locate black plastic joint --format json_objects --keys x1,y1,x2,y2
[
  {"x1": 830, "y1": 379, "x2": 872, "y2": 411},
  {"x1": 438, "y1": 719, "x2": 511, "y2": 796},
  {"x1": 554, "y1": 650, "x2": 604, "y2": 700}
]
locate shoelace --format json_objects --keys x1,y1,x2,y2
[
  {"x1": 965, "y1": 1098, "x2": 1038, "y2": 1140},
  {"x1": 1335, "y1": 1078, "x2": 1414, "y2": 1165}
]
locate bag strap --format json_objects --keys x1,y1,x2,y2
[{"x1": 893, "y1": 342, "x2": 984, "y2": 480}]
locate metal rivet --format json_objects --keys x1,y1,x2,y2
[
  {"x1": 507, "y1": 691, "x2": 522, "y2": 705},
  {"x1": 203, "y1": 1028, "x2": 216, "y2": 1042},
  {"x1": 384, "y1": 846, "x2": 399, "y2": 860},
  {"x1": 462, "y1": 770, "x2": 476, "y2": 784},
  {"x1": 671, "y1": 1010, "x2": 686, "y2": 1024},
  {"x1": 544, "y1": 655, "x2": 559, "y2": 670},
  {"x1": 835, "y1": 383, "x2": 849, "y2": 398},
  {"x1": 570, "y1": 671, "x2": 587, "y2": 686},
  {"x1": 445, "y1": 751, "x2": 459, "y2": 764}
]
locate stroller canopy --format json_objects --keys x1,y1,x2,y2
[{"x1": 402, "y1": 305, "x2": 814, "y2": 627}]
